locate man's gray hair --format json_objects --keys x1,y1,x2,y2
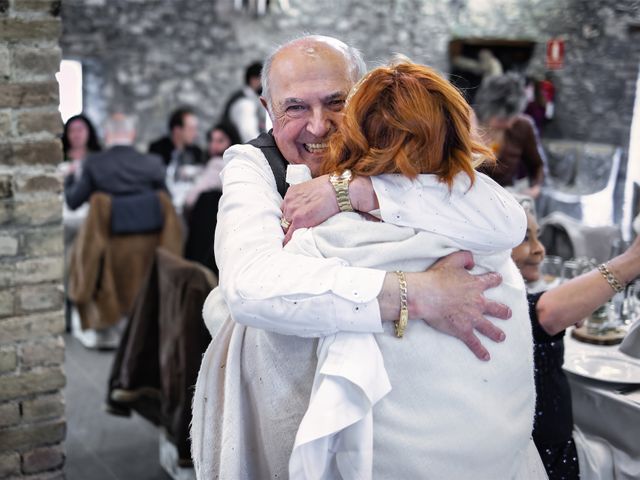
[
  {"x1": 104, "y1": 113, "x2": 137, "y2": 137},
  {"x1": 473, "y1": 72, "x2": 527, "y2": 123},
  {"x1": 261, "y1": 34, "x2": 367, "y2": 111}
]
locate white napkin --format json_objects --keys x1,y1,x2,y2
[
  {"x1": 619, "y1": 318, "x2": 640, "y2": 359},
  {"x1": 286, "y1": 164, "x2": 312, "y2": 185}
]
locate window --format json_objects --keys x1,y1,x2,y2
[{"x1": 56, "y1": 59, "x2": 83, "y2": 123}]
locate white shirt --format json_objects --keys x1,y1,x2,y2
[
  {"x1": 228, "y1": 86, "x2": 264, "y2": 143},
  {"x1": 215, "y1": 144, "x2": 526, "y2": 337}
]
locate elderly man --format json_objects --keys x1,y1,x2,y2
[
  {"x1": 65, "y1": 113, "x2": 166, "y2": 210},
  {"x1": 192, "y1": 35, "x2": 513, "y2": 479}
]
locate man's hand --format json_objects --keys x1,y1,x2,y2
[
  {"x1": 407, "y1": 251, "x2": 511, "y2": 361},
  {"x1": 281, "y1": 174, "x2": 379, "y2": 244},
  {"x1": 281, "y1": 174, "x2": 338, "y2": 244}
]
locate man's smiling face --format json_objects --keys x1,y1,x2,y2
[{"x1": 264, "y1": 40, "x2": 355, "y2": 177}]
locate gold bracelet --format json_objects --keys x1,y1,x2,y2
[
  {"x1": 597, "y1": 263, "x2": 625, "y2": 293},
  {"x1": 394, "y1": 271, "x2": 409, "y2": 338}
]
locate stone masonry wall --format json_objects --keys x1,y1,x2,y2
[
  {"x1": 59, "y1": 0, "x2": 640, "y2": 152},
  {"x1": 0, "y1": 1, "x2": 66, "y2": 479}
]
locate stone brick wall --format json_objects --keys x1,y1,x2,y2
[
  {"x1": 0, "y1": 0, "x2": 66, "y2": 478},
  {"x1": 59, "y1": 0, "x2": 640, "y2": 151}
]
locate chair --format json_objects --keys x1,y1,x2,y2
[
  {"x1": 538, "y1": 140, "x2": 621, "y2": 226},
  {"x1": 67, "y1": 191, "x2": 183, "y2": 332},
  {"x1": 184, "y1": 189, "x2": 222, "y2": 275},
  {"x1": 107, "y1": 248, "x2": 216, "y2": 467}
]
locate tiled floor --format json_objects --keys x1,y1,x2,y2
[{"x1": 64, "y1": 333, "x2": 172, "y2": 480}]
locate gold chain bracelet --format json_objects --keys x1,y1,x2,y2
[
  {"x1": 394, "y1": 271, "x2": 408, "y2": 338},
  {"x1": 597, "y1": 263, "x2": 625, "y2": 293}
]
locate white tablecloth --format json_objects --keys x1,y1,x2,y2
[{"x1": 563, "y1": 330, "x2": 640, "y2": 479}]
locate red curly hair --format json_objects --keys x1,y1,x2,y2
[{"x1": 322, "y1": 61, "x2": 494, "y2": 189}]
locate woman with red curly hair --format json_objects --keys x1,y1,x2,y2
[{"x1": 283, "y1": 61, "x2": 547, "y2": 479}]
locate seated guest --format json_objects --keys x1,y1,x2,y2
[
  {"x1": 474, "y1": 73, "x2": 546, "y2": 198},
  {"x1": 183, "y1": 122, "x2": 240, "y2": 210},
  {"x1": 65, "y1": 113, "x2": 166, "y2": 210},
  {"x1": 183, "y1": 123, "x2": 239, "y2": 273},
  {"x1": 511, "y1": 195, "x2": 640, "y2": 480},
  {"x1": 148, "y1": 106, "x2": 204, "y2": 170},
  {"x1": 61, "y1": 113, "x2": 102, "y2": 180}
]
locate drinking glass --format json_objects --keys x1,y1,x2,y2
[
  {"x1": 561, "y1": 260, "x2": 580, "y2": 283},
  {"x1": 541, "y1": 255, "x2": 563, "y2": 284}
]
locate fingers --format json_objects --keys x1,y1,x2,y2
[
  {"x1": 434, "y1": 250, "x2": 475, "y2": 270},
  {"x1": 461, "y1": 332, "x2": 491, "y2": 361},
  {"x1": 474, "y1": 317, "x2": 506, "y2": 343},
  {"x1": 283, "y1": 227, "x2": 294, "y2": 246},
  {"x1": 483, "y1": 299, "x2": 511, "y2": 320},
  {"x1": 475, "y1": 271, "x2": 503, "y2": 290}
]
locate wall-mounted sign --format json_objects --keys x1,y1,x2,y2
[{"x1": 546, "y1": 38, "x2": 565, "y2": 70}]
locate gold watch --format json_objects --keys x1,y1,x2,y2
[{"x1": 329, "y1": 169, "x2": 354, "y2": 212}]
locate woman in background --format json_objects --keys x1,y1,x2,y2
[
  {"x1": 61, "y1": 114, "x2": 102, "y2": 179},
  {"x1": 512, "y1": 195, "x2": 640, "y2": 479},
  {"x1": 474, "y1": 73, "x2": 546, "y2": 198}
]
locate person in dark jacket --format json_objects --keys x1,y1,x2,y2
[
  {"x1": 65, "y1": 113, "x2": 166, "y2": 210},
  {"x1": 148, "y1": 106, "x2": 204, "y2": 167}
]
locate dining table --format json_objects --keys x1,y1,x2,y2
[{"x1": 563, "y1": 326, "x2": 640, "y2": 479}]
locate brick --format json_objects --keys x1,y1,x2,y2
[
  {"x1": 0, "y1": 452, "x2": 20, "y2": 478},
  {"x1": 16, "y1": 111, "x2": 62, "y2": 136},
  {"x1": 0, "y1": 45, "x2": 8, "y2": 81},
  {"x1": 0, "y1": 345, "x2": 17, "y2": 373},
  {"x1": 0, "y1": 144, "x2": 13, "y2": 166},
  {"x1": 0, "y1": 233, "x2": 18, "y2": 256},
  {"x1": 0, "y1": 366, "x2": 65, "y2": 401},
  {"x1": 0, "y1": 83, "x2": 59, "y2": 109},
  {"x1": 13, "y1": 171, "x2": 62, "y2": 194},
  {"x1": 0, "y1": 401, "x2": 20, "y2": 427},
  {"x1": 0, "y1": 110, "x2": 11, "y2": 136},
  {"x1": 19, "y1": 335, "x2": 64, "y2": 368},
  {"x1": 0, "y1": 310, "x2": 64, "y2": 342},
  {"x1": 21, "y1": 392, "x2": 64, "y2": 422},
  {"x1": 13, "y1": 257, "x2": 63, "y2": 285},
  {"x1": 12, "y1": 139, "x2": 63, "y2": 166},
  {"x1": 14, "y1": 0, "x2": 62, "y2": 16},
  {"x1": 21, "y1": 226, "x2": 63, "y2": 257},
  {"x1": 12, "y1": 195, "x2": 63, "y2": 226},
  {"x1": 0, "y1": 173, "x2": 12, "y2": 198},
  {"x1": 17, "y1": 283, "x2": 64, "y2": 313},
  {"x1": 0, "y1": 18, "x2": 61, "y2": 41},
  {"x1": 17, "y1": 470, "x2": 65, "y2": 480},
  {"x1": 0, "y1": 261, "x2": 15, "y2": 287},
  {"x1": 12, "y1": 47, "x2": 62, "y2": 80},
  {"x1": 0, "y1": 419, "x2": 65, "y2": 450},
  {"x1": 21, "y1": 444, "x2": 65, "y2": 474},
  {"x1": 0, "y1": 288, "x2": 14, "y2": 318}
]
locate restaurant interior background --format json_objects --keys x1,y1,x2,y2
[{"x1": 1, "y1": 0, "x2": 640, "y2": 479}]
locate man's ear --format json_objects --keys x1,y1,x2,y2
[{"x1": 259, "y1": 97, "x2": 272, "y2": 120}]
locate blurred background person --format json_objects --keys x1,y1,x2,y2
[
  {"x1": 511, "y1": 195, "x2": 640, "y2": 480},
  {"x1": 220, "y1": 61, "x2": 266, "y2": 142},
  {"x1": 183, "y1": 122, "x2": 239, "y2": 210},
  {"x1": 474, "y1": 73, "x2": 546, "y2": 199},
  {"x1": 61, "y1": 113, "x2": 102, "y2": 181},
  {"x1": 183, "y1": 122, "x2": 239, "y2": 274},
  {"x1": 149, "y1": 106, "x2": 204, "y2": 172},
  {"x1": 65, "y1": 113, "x2": 166, "y2": 210}
]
